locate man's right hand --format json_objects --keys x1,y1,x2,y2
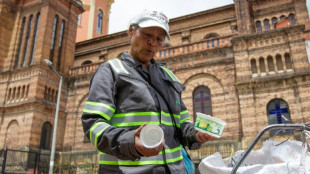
[{"x1": 134, "y1": 123, "x2": 165, "y2": 157}]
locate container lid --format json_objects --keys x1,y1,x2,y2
[{"x1": 140, "y1": 124, "x2": 164, "y2": 148}]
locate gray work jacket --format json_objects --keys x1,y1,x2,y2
[{"x1": 81, "y1": 51, "x2": 201, "y2": 174}]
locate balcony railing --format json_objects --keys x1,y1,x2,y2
[
  {"x1": 156, "y1": 35, "x2": 233, "y2": 59},
  {"x1": 69, "y1": 62, "x2": 103, "y2": 76},
  {"x1": 69, "y1": 35, "x2": 233, "y2": 77}
]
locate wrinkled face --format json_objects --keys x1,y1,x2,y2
[{"x1": 129, "y1": 26, "x2": 166, "y2": 65}]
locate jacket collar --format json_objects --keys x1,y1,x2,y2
[{"x1": 120, "y1": 51, "x2": 160, "y2": 68}]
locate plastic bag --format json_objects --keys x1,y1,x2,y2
[
  {"x1": 299, "y1": 130, "x2": 310, "y2": 174},
  {"x1": 182, "y1": 146, "x2": 195, "y2": 174},
  {"x1": 199, "y1": 140, "x2": 309, "y2": 174}
]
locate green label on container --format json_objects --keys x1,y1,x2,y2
[{"x1": 194, "y1": 116, "x2": 223, "y2": 136}]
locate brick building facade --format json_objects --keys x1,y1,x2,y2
[
  {"x1": 0, "y1": 0, "x2": 83, "y2": 153},
  {"x1": 1, "y1": 0, "x2": 310, "y2": 172}
]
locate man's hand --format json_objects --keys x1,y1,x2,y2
[
  {"x1": 196, "y1": 131, "x2": 216, "y2": 143},
  {"x1": 135, "y1": 123, "x2": 165, "y2": 157}
]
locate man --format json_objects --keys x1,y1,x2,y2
[{"x1": 81, "y1": 9, "x2": 215, "y2": 174}]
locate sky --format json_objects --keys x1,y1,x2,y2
[{"x1": 108, "y1": 0, "x2": 234, "y2": 34}]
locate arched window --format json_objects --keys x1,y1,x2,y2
[
  {"x1": 163, "y1": 43, "x2": 173, "y2": 56},
  {"x1": 51, "y1": 89, "x2": 55, "y2": 103},
  {"x1": 12, "y1": 87, "x2": 16, "y2": 101},
  {"x1": 21, "y1": 85, "x2": 25, "y2": 99},
  {"x1": 50, "y1": 15, "x2": 58, "y2": 62},
  {"x1": 29, "y1": 12, "x2": 40, "y2": 65},
  {"x1": 250, "y1": 59, "x2": 258, "y2": 74},
  {"x1": 7, "y1": 88, "x2": 11, "y2": 102},
  {"x1": 16, "y1": 86, "x2": 20, "y2": 100},
  {"x1": 272, "y1": 17, "x2": 278, "y2": 29},
  {"x1": 288, "y1": 14, "x2": 296, "y2": 25},
  {"x1": 204, "y1": 33, "x2": 219, "y2": 48},
  {"x1": 14, "y1": 17, "x2": 26, "y2": 69},
  {"x1": 26, "y1": 85, "x2": 29, "y2": 99},
  {"x1": 57, "y1": 20, "x2": 65, "y2": 71},
  {"x1": 284, "y1": 53, "x2": 293, "y2": 70},
  {"x1": 259, "y1": 57, "x2": 266, "y2": 73},
  {"x1": 267, "y1": 55, "x2": 275, "y2": 72},
  {"x1": 54, "y1": 90, "x2": 58, "y2": 103},
  {"x1": 22, "y1": 15, "x2": 33, "y2": 67},
  {"x1": 267, "y1": 99, "x2": 291, "y2": 135},
  {"x1": 276, "y1": 54, "x2": 284, "y2": 71},
  {"x1": 204, "y1": 33, "x2": 219, "y2": 40},
  {"x1": 280, "y1": 15, "x2": 286, "y2": 21},
  {"x1": 76, "y1": 1, "x2": 83, "y2": 26},
  {"x1": 193, "y1": 86, "x2": 212, "y2": 121},
  {"x1": 47, "y1": 88, "x2": 51, "y2": 102},
  {"x1": 256, "y1": 21, "x2": 262, "y2": 32},
  {"x1": 6, "y1": 121, "x2": 19, "y2": 149},
  {"x1": 82, "y1": 60, "x2": 92, "y2": 66},
  {"x1": 40, "y1": 122, "x2": 52, "y2": 150},
  {"x1": 97, "y1": 10, "x2": 103, "y2": 34},
  {"x1": 44, "y1": 86, "x2": 48, "y2": 101},
  {"x1": 209, "y1": 36, "x2": 217, "y2": 47},
  {"x1": 263, "y1": 19, "x2": 270, "y2": 31}
]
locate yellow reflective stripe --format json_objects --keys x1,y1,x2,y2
[
  {"x1": 83, "y1": 109, "x2": 111, "y2": 121},
  {"x1": 108, "y1": 59, "x2": 129, "y2": 74},
  {"x1": 180, "y1": 110, "x2": 190, "y2": 124},
  {"x1": 111, "y1": 112, "x2": 160, "y2": 127},
  {"x1": 112, "y1": 121, "x2": 160, "y2": 127},
  {"x1": 99, "y1": 146, "x2": 182, "y2": 165},
  {"x1": 117, "y1": 59, "x2": 129, "y2": 74},
  {"x1": 161, "y1": 66, "x2": 180, "y2": 83},
  {"x1": 113, "y1": 112, "x2": 160, "y2": 117},
  {"x1": 161, "y1": 120, "x2": 174, "y2": 126},
  {"x1": 99, "y1": 160, "x2": 165, "y2": 165},
  {"x1": 111, "y1": 111, "x2": 181, "y2": 127},
  {"x1": 112, "y1": 121, "x2": 179, "y2": 127},
  {"x1": 100, "y1": 156, "x2": 183, "y2": 165},
  {"x1": 166, "y1": 156, "x2": 183, "y2": 163},
  {"x1": 180, "y1": 110, "x2": 188, "y2": 115},
  {"x1": 161, "y1": 111, "x2": 180, "y2": 127},
  {"x1": 165, "y1": 146, "x2": 181, "y2": 153},
  {"x1": 86, "y1": 101, "x2": 115, "y2": 112},
  {"x1": 180, "y1": 117, "x2": 190, "y2": 124},
  {"x1": 161, "y1": 111, "x2": 180, "y2": 119},
  {"x1": 89, "y1": 122, "x2": 110, "y2": 149},
  {"x1": 115, "y1": 111, "x2": 179, "y2": 118},
  {"x1": 83, "y1": 101, "x2": 115, "y2": 121}
]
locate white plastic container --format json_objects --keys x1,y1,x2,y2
[
  {"x1": 140, "y1": 124, "x2": 164, "y2": 148},
  {"x1": 194, "y1": 112, "x2": 227, "y2": 138}
]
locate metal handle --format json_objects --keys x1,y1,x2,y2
[{"x1": 231, "y1": 124, "x2": 310, "y2": 174}]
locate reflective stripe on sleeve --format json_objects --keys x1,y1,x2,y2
[
  {"x1": 99, "y1": 146, "x2": 182, "y2": 165},
  {"x1": 89, "y1": 122, "x2": 110, "y2": 149},
  {"x1": 83, "y1": 101, "x2": 115, "y2": 121},
  {"x1": 111, "y1": 111, "x2": 180, "y2": 127},
  {"x1": 180, "y1": 110, "x2": 190, "y2": 124},
  {"x1": 161, "y1": 66, "x2": 180, "y2": 83},
  {"x1": 161, "y1": 111, "x2": 180, "y2": 127},
  {"x1": 108, "y1": 59, "x2": 129, "y2": 74},
  {"x1": 111, "y1": 111, "x2": 160, "y2": 127}
]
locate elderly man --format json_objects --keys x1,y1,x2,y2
[{"x1": 81, "y1": 9, "x2": 215, "y2": 174}]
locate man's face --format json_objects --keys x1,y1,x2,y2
[{"x1": 129, "y1": 26, "x2": 166, "y2": 65}]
